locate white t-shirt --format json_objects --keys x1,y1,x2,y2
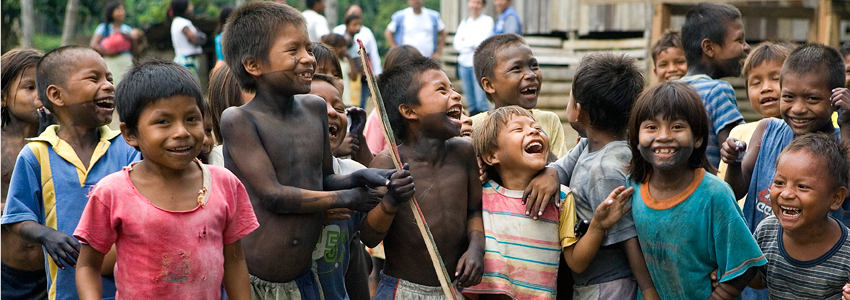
[
  {"x1": 387, "y1": 7, "x2": 446, "y2": 57},
  {"x1": 303, "y1": 9, "x2": 330, "y2": 43},
  {"x1": 332, "y1": 25, "x2": 383, "y2": 75},
  {"x1": 452, "y1": 15, "x2": 494, "y2": 67},
  {"x1": 170, "y1": 16, "x2": 203, "y2": 57}
]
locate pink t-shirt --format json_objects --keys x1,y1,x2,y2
[
  {"x1": 74, "y1": 163, "x2": 259, "y2": 299},
  {"x1": 363, "y1": 109, "x2": 388, "y2": 155}
]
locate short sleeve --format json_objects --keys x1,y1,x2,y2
[
  {"x1": 222, "y1": 176, "x2": 259, "y2": 245},
  {"x1": 436, "y1": 13, "x2": 446, "y2": 31},
  {"x1": 705, "y1": 83, "x2": 744, "y2": 136},
  {"x1": 73, "y1": 189, "x2": 118, "y2": 254},
  {"x1": 120, "y1": 24, "x2": 132, "y2": 34},
  {"x1": 387, "y1": 18, "x2": 398, "y2": 33},
  {"x1": 549, "y1": 138, "x2": 586, "y2": 185},
  {"x1": 559, "y1": 189, "x2": 578, "y2": 248},
  {"x1": 503, "y1": 15, "x2": 521, "y2": 35},
  {"x1": 2, "y1": 148, "x2": 44, "y2": 225},
  {"x1": 712, "y1": 183, "x2": 767, "y2": 282},
  {"x1": 94, "y1": 24, "x2": 107, "y2": 37}
]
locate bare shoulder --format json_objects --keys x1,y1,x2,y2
[
  {"x1": 220, "y1": 105, "x2": 255, "y2": 128},
  {"x1": 446, "y1": 137, "x2": 475, "y2": 158},
  {"x1": 370, "y1": 149, "x2": 395, "y2": 169},
  {"x1": 295, "y1": 94, "x2": 327, "y2": 113}
]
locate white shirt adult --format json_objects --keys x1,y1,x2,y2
[
  {"x1": 170, "y1": 16, "x2": 202, "y2": 57},
  {"x1": 333, "y1": 25, "x2": 383, "y2": 75},
  {"x1": 452, "y1": 14, "x2": 493, "y2": 67},
  {"x1": 386, "y1": 7, "x2": 446, "y2": 58},
  {"x1": 303, "y1": 9, "x2": 330, "y2": 43}
]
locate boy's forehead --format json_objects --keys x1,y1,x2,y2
[
  {"x1": 781, "y1": 70, "x2": 830, "y2": 89},
  {"x1": 494, "y1": 43, "x2": 532, "y2": 65},
  {"x1": 61, "y1": 50, "x2": 109, "y2": 78}
]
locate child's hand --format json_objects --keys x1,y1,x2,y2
[
  {"x1": 333, "y1": 132, "x2": 361, "y2": 157},
  {"x1": 454, "y1": 246, "x2": 484, "y2": 287},
  {"x1": 37, "y1": 229, "x2": 80, "y2": 270},
  {"x1": 522, "y1": 167, "x2": 560, "y2": 220},
  {"x1": 356, "y1": 168, "x2": 396, "y2": 188},
  {"x1": 591, "y1": 186, "x2": 633, "y2": 231},
  {"x1": 710, "y1": 269, "x2": 719, "y2": 289},
  {"x1": 386, "y1": 164, "x2": 415, "y2": 206},
  {"x1": 842, "y1": 283, "x2": 850, "y2": 299},
  {"x1": 720, "y1": 137, "x2": 746, "y2": 164},
  {"x1": 349, "y1": 187, "x2": 383, "y2": 212},
  {"x1": 323, "y1": 208, "x2": 355, "y2": 221},
  {"x1": 347, "y1": 107, "x2": 367, "y2": 135},
  {"x1": 832, "y1": 88, "x2": 850, "y2": 124}
]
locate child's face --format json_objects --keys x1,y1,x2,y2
[
  {"x1": 484, "y1": 44, "x2": 541, "y2": 109},
  {"x1": 311, "y1": 80, "x2": 347, "y2": 150},
  {"x1": 125, "y1": 95, "x2": 204, "y2": 170},
  {"x1": 201, "y1": 113, "x2": 214, "y2": 157},
  {"x1": 712, "y1": 19, "x2": 750, "y2": 78},
  {"x1": 746, "y1": 60, "x2": 782, "y2": 118},
  {"x1": 256, "y1": 24, "x2": 316, "y2": 95},
  {"x1": 411, "y1": 69, "x2": 463, "y2": 138},
  {"x1": 346, "y1": 19, "x2": 362, "y2": 35},
  {"x1": 57, "y1": 51, "x2": 115, "y2": 127},
  {"x1": 770, "y1": 150, "x2": 844, "y2": 232},
  {"x1": 843, "y1": 54, "x2": 850, "y2": 88},
  {"x1": 637, "y1": 115, "x2": 702, "y2": 173},
  {"x1": 654, "y1": 47, "x2": 687, "y2": 82},
  {"x1": 780, "y1": 72, "x2": 834, "y2": 135},
  {"x1": 316, "y1": 60, "x2": 342, "y2": 79},
  {"x1": 459, "y1": 112, "x2": 473, "y2": 141},
  {"x1": 2, "y1": 66, "x2": 42, "y2": 125},
  {"x1": 490, "y1": 115, "x2": 549, "y2": 172}
]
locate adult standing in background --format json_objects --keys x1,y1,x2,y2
[
  {"x1": 385, "y1": 0, "x2": 447, "y2": 59},
  {"x1": 303, "y1": 0, "x2": 330, "y2": 43},
  {"x1": 493, "y1": 0, "x2": 521, "y2": 35},
  {"x1": 453, "y1": 0, "x2": 493, "y2": 116},
  {"x1": 169, "y1": 0, "x2": 205, "y2": 79},
  {"x1": 90, "y1": 1, "x2": 143, "y2": 84},
  {"x1": 333, "y1": 5, "x2": 382, "y2": 108}
]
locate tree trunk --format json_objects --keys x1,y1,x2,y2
[
  {"x1": 60, "y1": 0, "x2": 80, "y2": 46},
  {"x1": 21, "y1": 0, "x2": 34, "y2": 47}
]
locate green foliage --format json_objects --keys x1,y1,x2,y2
[{"x1": 33, "y1": 34, "x2": 63, "y2": 51}]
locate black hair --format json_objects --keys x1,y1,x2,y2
[
  {"x1": 306, "y1": 0, "x2": 322, "y2": 10},
  {"x1": 36, "y1": 45, "x2": 94, "y2": 111},
  {"x1": 343, "y1": 13, "x2": 361, "y2": 25},
  {"x1": 216, "y1": 5, "x2": 234, "y2": 34},
  {"x1": 2, "y1": 48, "x2": 43, "y2": 128},
  {"x1": 170, "y1": 0, "x2": 190, "y2": 18},
  {"x1": 222, "y1": 1, "x2": 306, "y2": 92},
  {"x1": 742, "y1": 42, "x2": 794, "y2": 79},
  {"x1": 104, "y1": 1, "x2": 124, "y2": 24},
  {"x1": 628, "y1": 81, "x2": 714, "y2": 182},
  {"x1": 313, "y1": 42, "x2": 342, "y2": 78},
  {"x1": 473, "y1": 33, "x2": 525, "y2": 88},
  {"x1": 650, "y1": 30, "x2": 683, "y2": 63},
  {"x1": 781, "y1": 43, "x2": 844, "y2": 91},
  {"x1": 840, "y1": 41, "x2": 850, "y2": 58},
  {"x1": 207, "y1": 64, "x2": 243, "y2": 144},
  {"x1": 572, "y1": 52, "x2": 644, "y2": 135},
  {"x1": 383, "y1": 45, "x2": 422, "y2": 72},
  {"x1": 312, "y1": 72, "x2": 343, "y2": 95},
  {"x1": 377, "y1": 57, "x2": 442, "y2": 143},
  {"x1": 681, "y1": 2, "x2": 742, "y2": 66},
  {"x1": 116, "y1": 60, "x2": 206, "y2": 139},
  {"x1": 779, "y1": 133, "x2": 850, "y2": 190}
]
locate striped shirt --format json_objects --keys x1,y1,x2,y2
[
  {"x1": 755, "y1": 216, "x2": 850, "y2": 300},
  {"x1": 680, "y1": 74, "x2": 745, "y2": 168},
  {"x1": 462, "y1": 180, "x2": 575, "y2": 300}
]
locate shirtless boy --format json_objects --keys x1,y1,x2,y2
[
  {"x1": 220, "y1": 2, "x2": 400, "y2": 298},
  {"x1": 361, "y1": 57, "x2": 485, "y2": 299}
]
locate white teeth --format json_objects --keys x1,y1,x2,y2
[
  {"x1": 790, "y1": 118, "x2": 810, "y2": 124},
  {"x1": 521, "y1": 88, "x2": 537, "y2": 93},
  {"x1": 447, "y1": 107, "x2": 461, "y2": 119},
  {"x1": 170, "y1": 146, "x2": 190, "y2": 151},
  {"x1": 781, "y1": 206, "x2": 800, "y2": 211},
  {"x1": 328, "y1": 125, "x2": 338, "y2": 137},
  {"x1": 525, "y1": 142, "x2": 543, "y2": 153},
  {"x1": 781, "y1": 206, "x2": 801, "y2": 218},
  {"x1": 654, "y1": 148, "x2": 675, "y2": 154}
]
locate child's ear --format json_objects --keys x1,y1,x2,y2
[
  {"x1": 830, "y1": 186, "x2": 847, "y2": 211},
  {"x1": 242, "y1": 56, "x2": 263, "y2": 77},
  {"x1": 481, "y1": 151, "x2": 499, "y2": 166},
  {"x1": 399, "y1": 104, "x2": 418, "y2": 121},
  {"x1": 120, "y1": 122, "x2": 139, "y2": 148},
  {"x1": 480, "y1": 77, "x2": 497, "y2": 95},
  {"x1": 45, "y1": 85, "x2": 64, "y2": 107},
  {"x1": 701, "y1": 38, "x2": 716, "y2": 58},
  {"x1": 694, "y1": 136, "x2": 703, "y2": 149}
]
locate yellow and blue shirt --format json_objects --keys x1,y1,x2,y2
[{"x1": 1, "y1": 125, "x2": 139, "y2": 300}]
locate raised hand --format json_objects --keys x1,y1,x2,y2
[
  {"x1": 720, "y1": 137, "x2": 746, "y2": 164},
  {"x1": 832, "y1": 88, "x2": 850, "y2": 124},
  {"x1": 347, "y1": 107, "x2": 367, "y2": 135},
  {"x1": 591, "y1": 186, "x2": 633, "y2": 231}
]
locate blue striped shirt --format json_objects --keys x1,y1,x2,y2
[{"x1": 680, "y1": 74, "x2": 745, "y2": 168}]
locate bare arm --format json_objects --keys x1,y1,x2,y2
[
  {"x1": 359, "y1": 152, "x2": 413, "y2": 247},
  {"x1": 431, "y1": 30, "x2": 447, "y2": 60},
  {"x1": 220, "y1": 107, "x2": 377, "y2": 214},
  {"x1": 182, "y1": 26, "x2": 198, "y2": 44},
  {"x1": 716, "y1": 124, "x2": 735, "y2": 155},
  {"x1": 384, "y1": 29, "x2": 396, "y2": 48},
  {"x1": 563, "y1": 187, "x2": 632, "y2": 273},
  {"x1": 707, "y1": 267, "x2": 757, "y2": 300},
  {"x1": 222, "y1": 240, "x2": 251, "y2": 300},
  {"x1": 747, "y1": 271, "x2": 765, "y2": 290},
  {"x1": 455, "y1": 143, "x2": 484, "y2": 287},
  {"x1": 100, "y1": 246, "x2": 117, "y2": 275},
  {"x1": 623, "y1": 238, "x2": 660, "y2": 300},
  {"x1": 89, "y1": 33, "x2": 106, "y2": 55},
  {"x1": 724, "y1": 119, "x2": 768, "y2": 199},
  {"x1": 7, "y1": 220, "x2": 79, "y2": 269},
  {"x1": 76, "y1": 245, "x2": 105, "y2": 300}
]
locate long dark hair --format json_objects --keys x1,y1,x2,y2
[
  {"x1": 627, "y1": 81, "x2": 714, "y2": 182},
  {"x1": 2, "y1": 48, "x2": 43, "y2": 129}
]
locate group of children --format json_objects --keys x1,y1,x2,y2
[{"x1": 4, "y1": 1, "x2": 850, "y2": 300}]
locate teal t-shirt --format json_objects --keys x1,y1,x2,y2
[{"x1": 630, "y1": 169, "x2": 766, "y2": 300}]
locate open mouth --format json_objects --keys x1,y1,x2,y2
[
  {"x1": 447, "y1": 107, "x2": 462, "y2": 122},
  {"x1": 168, "y1": 146, "x2": 192, "y2": 154},
  {"x1": 780, "y1": 205, "x2": 801, "y2": 218},
  {"x1": 95, "y1": 98, "x2": 115, "y2": 110},
  {"x1": 329, "y1": 124, "x2": 339, "y2": 139},
  {"x1": 524, "y1": 141, "x2": 544, "y2": 154},
  {"x1": 760, "y1": 97, "x2": 778, "y2": 105},
  {"x1": 461, "y1": 130, "x2": 472, "y2": 137},
  {"x1": 297, "y1": 71, "x2": 314, "y2": 81},
  {"x1": 654, "y1": 147, "x2": 677, "y2": 155},
  {"x1": 789, "y1": 118, "x2": 812, "y2": 125},
  {"x1": 520, "y1": 86, "x2": 538, "y2": 96}
]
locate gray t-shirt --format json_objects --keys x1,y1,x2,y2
[
  {"x1": 756, "y1": 216, "x2": 850, "y2": 300},
  {"x1": 549, "y1": 138, "x2": 636, "y2": 286}
]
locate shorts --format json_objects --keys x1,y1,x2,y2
[
  {"x1": 573, "y1": 277, "x2": 637, "y2": 300},
  {"x1": 374, "y1": 271, "x2": 446, "y2": 300},
  {"x1": 250, "y1": 271, "x2": 324, "y2": 300},
  {"x1": 1, "y1": 263, "x2": 47, "y2": 300}
]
